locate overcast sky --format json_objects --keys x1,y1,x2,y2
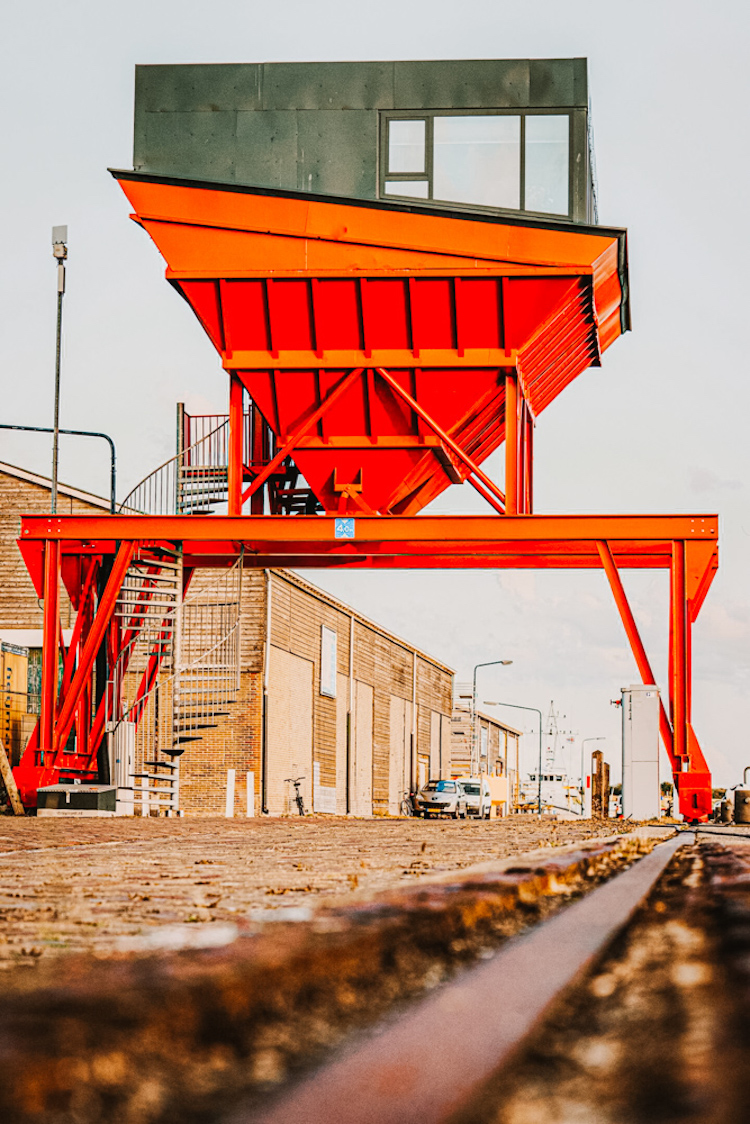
[{"x1": 2, "y1": 0, "x2": 749, "y2": 786}]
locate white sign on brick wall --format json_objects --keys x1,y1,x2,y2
[{"x1": 320, "y1": 625, "x2": 337, "y2": 698}]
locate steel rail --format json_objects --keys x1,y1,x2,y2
[{"x1": 236, "y1": 833, "x2": 692, "y2": 1124}]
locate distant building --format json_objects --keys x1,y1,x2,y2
[
  {"x1": 0, "y1": 461, "x2": 453, "y2": 815},
  {"x1": 451, "y1": 685, "x2": 521, "y2": 799}
]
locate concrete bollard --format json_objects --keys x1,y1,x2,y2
[
  {"x1": 246, "y1": 771, "x2": 255, "y2": 817},
  {"x1": 225, "y1": 769, "x2": 236, "y2": 818}
]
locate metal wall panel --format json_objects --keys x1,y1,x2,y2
[
  {"x1": 132, "y1": 59, "x2": 592, "y2": 217},
  {"x1": 393, "y1": 59, "x2": 531, "y2": 109},
  {"x1": 136, "y1": 64, "x2": 263, "y2": 113},
  {"x1": 262, "y1": 61, "x2": 395, "y2": 111},
  {"x1": 234, "y1": 111, "x2": 298, "y2": 189},
  {"x1": 137, "y1": 110, "x2": 238, "y2": 179},
  {"x1": 528, "y1": 58, "x2": 587, "y2": 108},
  {"x1": 570, "y1": 108, "x2": 590, "y2": 223},
  {"x1": 296, "y1": 110, "x2": 376, "y2": 197}
]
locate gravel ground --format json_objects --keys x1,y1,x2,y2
[{"x1": 0, "y1": 815, "x2": 628, "y2": 965}]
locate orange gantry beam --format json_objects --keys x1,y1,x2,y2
[{"x1": 17, "y1": 511, "x2": 717, "y2": 820}]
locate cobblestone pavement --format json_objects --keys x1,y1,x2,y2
[{"x1": 0, "y1": 815, "x2": 629, "y2": 966}]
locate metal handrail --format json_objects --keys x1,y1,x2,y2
[{"x1": 119, "y1": 419, "x2": 229, "y2": 516}]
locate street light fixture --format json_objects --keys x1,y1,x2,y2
[
  {"x1": 484, "y1": 699, "x2": 543, "y2": 814},
  {"x1": 471, "y1": 661, "x2": 512, "y2": 773},
  {"x1": 581, "y1": 737, "x2": 605, "y2": 817},
  {"x1": 51, "y1": 225, "x2": 68, "y2": 515}
]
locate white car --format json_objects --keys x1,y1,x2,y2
[
  {"x1": 457, "y1": 777, "x2": 491, "y2": 819},
  {"x1": 416, "y1": 780, "x2": 468, "y2": 819}
]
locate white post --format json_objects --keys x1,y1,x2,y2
[
  {"x1": 246, "y1": 771, "x2": 255, "y2": 817},
  {"x1": 225, "y1": 769, "x2": 236, "y2": 818}
]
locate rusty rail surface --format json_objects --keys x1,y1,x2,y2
[
  {"x1": 0, "y1": 834, "x2": 652, "y2": 1124},
  {"x1": 235, "y1": 834, "x2": 692, "y2": 1124}
]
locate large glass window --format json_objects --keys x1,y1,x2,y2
[
  {"x1": 434, "y1": 115, "x2": 520, "y2": 210},
  {"x1": 388, "y1": 119, "x2": 426, "y2": 173},
  {"x1": 524, "y1": 115, "x2": 569, "y2": 216},
  {"x1": 381, "y1": 111, "x2": 571, "y2": 218}
]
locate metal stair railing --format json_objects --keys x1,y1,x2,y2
[{"x1": 119, "y1": 419, "x2": 230, "y2": 516}]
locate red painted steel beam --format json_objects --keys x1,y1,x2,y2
[
  {"x1": 40, "y1": 541, "x2": 60, "y2": 753},
  {"x1": 671, "y1": 540, "x2": 688, "y2": 766},
  {"x1": 52, "y1": 542, "x2": 134, "y2": 754},
  {"x1": 18, "y1": 513, "x2": 718, "y2": 548},
  {"x1": 374, "y1": 367, "x2": 506, "y2": 514},
  {"x1": 227, "y1": 375, "x2": 244, "y2": 515},
  {"x1": 505, "y1": 374, "x2": 518, "y2": 514},
  {"x1": 239, "y1": 367, "x2": 363, "y2": 504}
]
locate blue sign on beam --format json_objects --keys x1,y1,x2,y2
[{"x1": 335, "y1": 518, "x2": 355, "y2": 539}]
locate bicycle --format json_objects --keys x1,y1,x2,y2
[
  {"x1": 399, "y1": 790, "x2": 418, "y2": 817},
  {"x1": 285, "y1": 776, "x2": 306, "y2": 816}
]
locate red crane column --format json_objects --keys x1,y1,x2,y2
[
  {"x1": 505, "y1": 373, "x2": 518, "y2": 515},
  {"x1": 40, "y1": 541, "x2": 60, "y2": 758},
  {"x1": 227, "y1": 375, "x2": 244, "y2": 515},
  {"x1": 670, "y1": 541, "x2": 688, "y2": 765}
]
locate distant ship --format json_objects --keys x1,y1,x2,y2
[{"x1": 519, "y1": 770, "x2": 583, "y2": 818}]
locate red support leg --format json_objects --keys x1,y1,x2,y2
[
  {"x1": 250, "y1": 402, "x2": 266, "y2": 516},
  {"x1": 228, "y1": 374, "x2": 244, "y2": 515},
  {"x1": 505, "y1": 373, "x2": 518, "y2": 515},
  {"x1": 524, "y1": 404, "x2": 534, "y2": 514},
  {"x1": 670, "y1": 540, "x2": 712, "y2": 820},
  {"x1": 40, "y1": 541, "x2": 60, "y2": 759},
  {"x1": 671, "y1": 541, "x2": 688, "y2": 765}
]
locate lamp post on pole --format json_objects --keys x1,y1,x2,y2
[
  {"x1": 51, "y1": 225, "x2": 68, "y2": 515},
  {"x1": 471, "y1": 661, "x2": 512, "y2": 774},
  {"x1": 581, "y1": 737, "x2": 605, "y2": 816},
  {"x1": 483, "y1": 700, "x2": 543, "y2": 814}
]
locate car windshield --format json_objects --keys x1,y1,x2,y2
[
  {"x1": 462, "y1": 784, "x2": 480, "y2": 795},
  {"x1": 424, "y1": 781, "x2": 456, "y2": 792}
]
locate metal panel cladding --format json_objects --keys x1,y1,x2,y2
[{"x1": 133, "y1": 59, "x2": 595, "y2": 223}]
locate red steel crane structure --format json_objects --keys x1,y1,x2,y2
[{"x1": 13, "y1": 172, "x2": 718, "y2": 819}]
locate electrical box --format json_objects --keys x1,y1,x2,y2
[
  {"x1": 621, "y1": 684, "x2": 660, "y2": 820},
  {"x1": 37, "y1": 784, "x2": 116, "y2": 817}
]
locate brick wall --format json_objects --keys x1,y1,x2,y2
[{"x1": 0, "y1": 463, "x2": 108, "y2": 630}]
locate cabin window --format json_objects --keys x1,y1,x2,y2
[{"x1": 381, "y1": 111, "x2": 571, "y2": 218}]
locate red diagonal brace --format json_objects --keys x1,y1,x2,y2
[
  {"x1": 375, "y1": 367, "x2": 506, "y2": 515},
  {"x1": 597, "y1": 540, "x2": 674, "y2": 759},
  {"x1": 53, "y1": 541, "x2": 134, "y2": 754},
  {"x1": 240, "y1": 368, "x2": 364, "y2": 504},
  {"x1": 61, "y1": 557, "x2": 99, "y2": 696}
]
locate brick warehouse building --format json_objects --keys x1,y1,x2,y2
[{"x1": 0, "y1": 462, "x2": 453, "y2": 816}]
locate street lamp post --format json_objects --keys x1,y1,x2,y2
[
  {"x1": 51, "y1": 225, "x2": 68, "y2": 515},
  {"x1": 484, "y1": 700, "x2": 543, "y2": 814},
  {"x1": 581, "y1": 737, "x2": 605, "y2": 817},
  {"x1": 471, "y1": 661, "x2": 512, "y2": 774}
]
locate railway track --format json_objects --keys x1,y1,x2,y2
[{"x1": 2, "y1": 826, "x2": 748, "y2": 1123}]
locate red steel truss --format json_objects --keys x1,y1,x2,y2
[{"x1": 11, "y1": 173, "x2": 719, "y2": 820}]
